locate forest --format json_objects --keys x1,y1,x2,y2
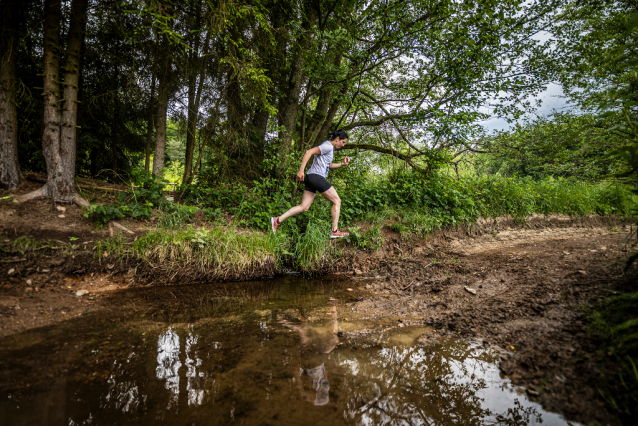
[{"x1": 1, "y1": 0, "x2": 638, "y2": 424}]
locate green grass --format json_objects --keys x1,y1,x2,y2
[
  {"x1": 86, "y1": 172, "x2": 637, "y2": 275},
  {"x1": 130, "y1": 226, "x2": 277, "y2": 279},
  {"x1": 11, "y1": 236, "x2": 53, "y2": 255},
  {"x1": 95, "y1": 234, "x2": 127, "y2": 259},
  {"x1": 293, "y1": 219, "x2": 333, "y2": 272},
  {"x1": 466, "y1": 176, "x2": 634, "y2": 218},
  {"x1": 370, "y1": 176, "x2": 636, "y2": 240}
]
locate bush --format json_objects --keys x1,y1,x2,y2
[
  {"x1": 84, "y1": 171, "x2": 169, "y2": 226},
  {"x1": 157, "y1": 204, "x2": 200, "y2": 229}
]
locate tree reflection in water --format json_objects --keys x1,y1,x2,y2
[
  {"x1": 335, "y1": 341, "x2": 545, "y2": 425},
  {"x1": 3, "y1": 324, "x2": 566, "y2": 425},
  {"x1": 93, "y1": 325, "x2": 558, "y2": 425},
  {"x1": 185, "y1": 325, "x2": 207, "y2": 406},
  {"x1": 0, "y1": 281, "x2": 571, "y2": 426},
  {"x1": 155, "y1": 327, "x2": 182, "y2": 410}
]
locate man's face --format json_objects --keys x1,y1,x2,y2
[{"x1": 335, "y1": 137, "x2": 347, "y2": 149}]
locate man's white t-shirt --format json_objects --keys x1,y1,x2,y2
[{"x1": 307, "y1": 141, "x2": 334, "y2": 178}]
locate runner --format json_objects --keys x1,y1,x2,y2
[{"x1": 271, "y1": 129, "x2": 350, "y2": 239}]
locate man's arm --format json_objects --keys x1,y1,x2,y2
[{"x1": 296, "y1": 147, "x2": 321, "y2": 181}]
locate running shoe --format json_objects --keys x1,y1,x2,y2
[
  {"x1": 271, "y1": 217, "x2": 280, "y2": 234},
  {"x1": 330, "y1": 229, "x2": 349, "y2": 239}
]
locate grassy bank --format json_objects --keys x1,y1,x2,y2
[
  {"x1": 76, "y1": 172, "x2": 637, "y2": 275},
  {"x1": 96, "y1": 227, "x2": 278, "y2": 282}
]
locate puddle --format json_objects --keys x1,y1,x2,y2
[{"x1": 0, "y1": 276, "x2": 576, "y2": 425}]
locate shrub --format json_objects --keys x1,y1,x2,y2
[{"x1": 157, "y1": 204, "x2": 200, "y2": 229}]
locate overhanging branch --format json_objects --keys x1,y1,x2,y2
[{"x1": 341, "y1": 143, "x2": 417, "y2": 167}]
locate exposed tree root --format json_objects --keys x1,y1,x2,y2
[
  {"x1": 73, "y1": 194, "x2": 90, "y2": 208},
  {"x1": 14, "y1": 184, "x2": 90, "y2": 208},
  {"x1": 111, "y1": 221, "x2": 134, "y2": 234},
  {"x1": 14, "y1": 185, "x2": 47, "y2": 202}
]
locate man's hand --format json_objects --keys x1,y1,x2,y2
[
  {"x1": 343, "y1": 156, "x2": 351, "y2": 166},
  {"x1": 296, "y1": 171, "x2": 304, "y2": 181}
]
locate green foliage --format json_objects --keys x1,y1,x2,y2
[
  {"x1": 84, "y1": 203, "x2": 126, "y2": 226},
  {"x1": 476, "y1": 113, "x2": 626, "y2": 181},
  {"x1": 84, "y1": 171, "x2": 168, "y2": 226},
  {"x1": 204, "y1": 207, "x2": 223, "y2": 222},
  {"x1": 388, "y1": 211, "x2": 444, "y2": 239},
  {"x1": 157, "y1": 204, "x2": 200, "y2": 229},
  {"x1": 345, "y1": 225, "x2": 385, "y2": 251},
  {"x1": 124, "y1": 171, "x2": 169, "y2": 209},
  {"x1": 584, "y1": 288, "x2": 638, "y2": 423},
  {"x1": 162, "y1": 161, "x2": 185, "y2": 188}
]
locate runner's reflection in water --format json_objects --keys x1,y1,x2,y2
[{"x1": 278, "y1": 300, "x2": 339, "y2": 406}]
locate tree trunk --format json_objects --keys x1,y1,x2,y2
[
  {"x1": 153, "y1": 79, "x2": 168, "y2": 176},
  {"x1": 182, "y1": 37, "x2": 210, "y2": 184},
  {"x1": 37, "y1": 0, "x2": 63, "y2": 198},
  {"x1": 0, "y1": 0, "x2": 22, "y2": 190},
  {"x1": 313, "y1": 91, "x2": 344, "y2": 146},
  {"x1": 145, "y1": 72, "x2": 155, "y2": 175},
  {"x1": 183, "y1": 69, "x2": 197, "y2": 183},
  {"x1": 111, "y1": 94, "x2": 118, "y2": 182},
  {"x1": 277, "y1": 10, "x2": 315, "y2": 160},
  {"x1": 152, "y1": 4, "x2": 174, "y2": 177},
  {"x1": 16, "y1": 0, "x2": 89, "y2": 207},
  {"x1": 190, "y1": 126, "x2": 212, "y2": 184},
  {"x1": 182, "y1": 3, "x2": 208, "y2": 185}
]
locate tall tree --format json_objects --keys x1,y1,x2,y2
[
  {"x1": 182, "y1": 1, "x2": 210, "y2": 184},
  {"x1": 152, "y1": 0, "x2": 176, "y2": 177},
  {"x1": 17, "y1": 0, "x2": 90, "y2": 205},
  {"x1": 145, "y1": 72, "x2": 156, "y2": 175},
  {"x1": 0, "y1": 0, "x2": 23, "y2": 189}
]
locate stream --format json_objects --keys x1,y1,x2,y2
[{"x1": 0, "y1": 276, "x2": 576, "y2": 425}]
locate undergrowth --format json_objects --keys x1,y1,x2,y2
[
  {"x1": 85, "y1": 169, "x2": 637, "y2": 270},
  {"x1": 184, "y1": 171, "x2": 636, "y2": 235},
  {"x1": 584, "y1": 281, "x2": 638, "y2": 424}
]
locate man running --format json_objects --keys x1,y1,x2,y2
[{"x1": 271, "y1": 129, "x2": 350, "y2": 239}]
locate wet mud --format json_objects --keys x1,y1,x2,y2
[{"x1": 342, "y1": 222, "x2": 636, "y2": 424}]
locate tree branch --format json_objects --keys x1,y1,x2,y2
[{"x1": 341, "y1": 143, "x2": 417, "y2": 167}]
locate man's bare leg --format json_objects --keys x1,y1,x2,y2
[
  {"x1": 320, "y1": 187, "x2": 341, "y2": 231},
  {"x1": 278, "y1": 190, "x2": 316, "y2": 222}
]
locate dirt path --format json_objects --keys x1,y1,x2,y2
[{"x1": 340, "y1": 222, "x2": 634, "y2": 425}]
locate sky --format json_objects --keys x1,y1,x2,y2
[
  {"x1": 480, "y1": 83, "x2": 576, "y2": 133},
  {"x1": 479, "y1": 26, "x2": 580, "y2": 134}
]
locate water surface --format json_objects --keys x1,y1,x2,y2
[{"x1": 0, "y1": 276, "x2": 574, "y2": 425}]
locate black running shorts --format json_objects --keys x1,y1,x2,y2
[{"x1": 304, "y1": 173, "x2": 332, "y2": 193}]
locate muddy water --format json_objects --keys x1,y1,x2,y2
[{"x1": 0, "y1": 277, "x2": 574, "y2": 425}]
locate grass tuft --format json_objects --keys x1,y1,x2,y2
[{"x1": 131, "y1": 226, "x2": 276, "y2": 280}]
